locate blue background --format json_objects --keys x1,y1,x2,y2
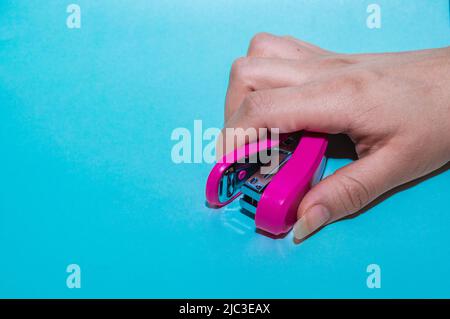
[{"x1": 0, "y1": 0, "x2": 449, "y2": 298}]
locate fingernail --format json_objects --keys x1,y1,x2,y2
[{"x1": 293, "y1": 205, "x2": 331, "y2": 243}]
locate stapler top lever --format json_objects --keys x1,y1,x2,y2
[{"x1": 206, "y1": 131, "x2": 328, "y2": 236}]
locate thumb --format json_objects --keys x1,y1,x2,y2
[{"x1": 293, "y1": 147, "x2": 404, "y2": 243}]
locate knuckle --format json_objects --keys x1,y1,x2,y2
[
  {"x1": 230, "y1": 57, "x2": 252, "y2": 83},
  {"x1": 248, "y1": 32, "x2": 275, "y2": 56},
  {"x1": 242, "y1": 91, "x2": 273, "y2": 118},
  {"x1": 334, "y1": 172, "x2": 371, "y2": 212}
]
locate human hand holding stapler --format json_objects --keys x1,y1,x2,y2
[{"x1": 207, "y1": 33, "x2": 450, "y2": 243}]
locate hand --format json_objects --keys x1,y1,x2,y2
[{"x1": 222, "y1": 33, "x2": 450, "y2": 243}]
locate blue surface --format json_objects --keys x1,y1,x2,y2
[{"x1": 0, "y1": 0, "x2": 449, "y2": 298}]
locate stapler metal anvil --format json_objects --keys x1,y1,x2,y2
[{"x1": 205, "y1": 131, "x2": 328, "y2": 236}]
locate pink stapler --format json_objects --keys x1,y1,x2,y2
[{"x1": 205, "y1": 132, "x2": 328, "y2": 236}]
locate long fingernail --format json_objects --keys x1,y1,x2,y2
[{"x1": 293, "y1": 205, "x2": 331, "y2": 243}]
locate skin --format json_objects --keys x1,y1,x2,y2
[{"x1": 220, "y1": 32, "x2": 450, "y2": 243}]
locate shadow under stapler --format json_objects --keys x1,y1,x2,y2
[{"x1": 325, "y1": 133, "x2": 358, "y2": 160}]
